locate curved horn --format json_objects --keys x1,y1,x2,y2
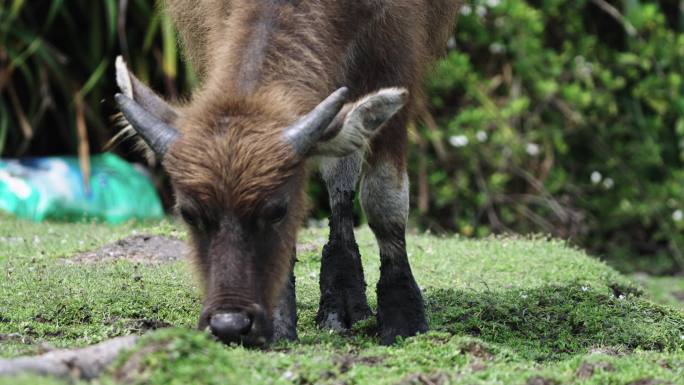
[
  {"x1": 115, "y1": 93, "x2": 179, "y2": 158},
  {"x1": 284, "y1": 87, "x2": 349, "y2": 156}
]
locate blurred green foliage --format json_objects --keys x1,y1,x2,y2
[
  {"x1": 414, "y1": 0, "x2": 684, "y2": 274},
  {"x1": 0, "y1": 0, "x2": 682, "y2": 274},
  {"x1": 0, "y1": 0, "x2": 194, "y2": 157}
]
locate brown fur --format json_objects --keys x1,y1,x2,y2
[
  {"x1": 154, "y1": 0, "x2": 459, "y2": 340},
  {"x1": 164, "y1": 90, "x2": 309, "y2": 315}
]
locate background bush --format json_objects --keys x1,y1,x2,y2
[
  {"x1": 1, "y1": 0, "x2": 682, "y2": 274},
  {"x1": 0, "y1": 0, "x2": 194, "y2": 158},
  {"x1": 416, "y1": 0, "x2": 684, "y2": 274}
]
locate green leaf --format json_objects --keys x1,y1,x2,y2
[
  {"x1": 160, "y1": 13, "x2": 177, "y2": 79},
  {"x1": 80, "y1": 60, "x2": 109, "y2": 98}
]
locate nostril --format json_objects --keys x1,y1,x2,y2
[{"x1": 210, "y1": 313, "x2": 252, "y2": 340}]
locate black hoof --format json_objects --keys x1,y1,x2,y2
[
  {"x1": 316, "y1": 292, "x2": 373, "y2": 331},
  {"x1": 316, "y1": 242, "x2": 372, "y2": 331},
  {"x1": 378, "y1": 309, "x2": 428, "y2": 345},
  {"x1": 377, "y1": 271, "x2": 428, "y2": 345}
]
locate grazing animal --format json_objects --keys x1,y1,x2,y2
[{"x1": 115, "y1": 0, "x2": 459, "y2": 346}]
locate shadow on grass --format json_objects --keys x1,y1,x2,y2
[{"x1": 425, "y1": 283, "x2": 684, "y2": 361}]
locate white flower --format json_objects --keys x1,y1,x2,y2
[
  {"x1": 486, "y1": 0, "x2": 501, "y2": 7},
  {"x1": 282, "y1": 371, "x2": 295, "y2": 380},
  {"x1": 447, "y1": 36, "x2": 456, "y2": 50},
  {"x1": 591, "y1": 171, "x2": 602, "y2": 185},
  {"x1": 603, "y1": 178, "x2": 614, "y2": 190},
  {"x1": 521, "y1": 294, "x2": 528, "y2": 299},
  {"x1": 476, "y1": 131, "x2": 488, "y2": 142},
  {"x1": 449, "y1": 135, "x2": 470, "y2": 148},
  {"x1": 476, "y1": 5, "x2": 487, "y2": 17},
  {"x1": 573, "y1": 56, "x2": 594, "y2": 79},
  {"x1": 581, "y1": 286, "x2": 589, "y2": 292},
  {"x1": 489, "y1": 42, "x2": 506, "y2": 54},
  {"x1": 673, "y1": 210, "x2": 683, "y2": 222},
  {"x1": 460, "y1": 4, "x2": 472, "y2": 16},
  {"x1": 526, "y1": 143, "x2": 540, "y2": 156}
]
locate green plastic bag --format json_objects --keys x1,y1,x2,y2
[{"x1": 0, "y1": 154, "x2": 163, "y2": 223}]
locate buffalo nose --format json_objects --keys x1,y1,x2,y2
[{"x1": 210, "y1": 312, "x2": 252, "y2": 341}]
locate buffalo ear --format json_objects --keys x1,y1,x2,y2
[{"x1": 313, "y1": 88, "x2": 408, "y2": 157}]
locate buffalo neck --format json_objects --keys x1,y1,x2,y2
[{"x1": 194, "y1": 1, "x2": 372, "y2": 115}]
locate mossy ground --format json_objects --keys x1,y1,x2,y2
[{"x1": 1, "y1": 214, "x2": 683, "y2": 384}]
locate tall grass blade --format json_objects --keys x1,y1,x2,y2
[
  {"x1": 81, "y1": 60, "x2": 109, "y2": 97},
  {"x1": 74, "y1": 92, "x2": 91, "y2": 192},
  {"x1": 161, "y1": 12, "x2": 177, "y2": 80}
]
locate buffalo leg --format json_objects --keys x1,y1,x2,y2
[
  {"x1": 361, "y1": 156, "x2": 427, "y2": 345},
  {"x1": 316, "y1": 154, "x2": 372, "y2": 331}
]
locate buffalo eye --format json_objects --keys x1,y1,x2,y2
[
  {"x1": 263, "y1": 202, "x2": 288, "y2": 224},
  {"x1": 179, "y1": 207, "x2": 198, "y2": 227}
]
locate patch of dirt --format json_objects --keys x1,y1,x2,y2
[
  {"x1": 42, "y1": 330, "x2": 65, "y2": 338},
  {"x1": 588, "y1": 346, "x2": 627, "y2": 356},
  {"x1": 526, "y1": 376, "x2": 558, "y2": 385},
  {"x1": 0, "y1": 333, "x2": 28, "y2": 343},
  {"x1": 128, "y1": 319, "x2": 171, "y2": 332},
  {"x1": 658, "y1": 360, "x2": 677, "y2": 370},
  {"x1": 460, "y1": 342, "x2": 494, "y2": 360},
  {"x1": 396, "y1": 373, "x2": 450, "y2": 385},
  {"x1": 66, "y1": 235, "x2": 187, "y2": 264},
  {"x1": 33, "y1": 314, "x2": 50, "y2": 323},
  {"x1": 626, "y1": 379, "x2": 672, "y2": 385},
  {"x1": 576, "y1": 361, "x2": 615, "y2": 379},
  {"x1": 334, "y1": 354, "x2": 384, "y2": 373},
  {"x1": 66, "y1": 235, "x2": 325, "y2": 264},
  {"x1": 106, "y1": 317, "x2": 172, "y2": 334},
  {"x1": 609, "y1": 283, "x2": 643, "y2": 298},
  {"x1": 1, "y1": 331, "x2": 55, "y2": 354}
]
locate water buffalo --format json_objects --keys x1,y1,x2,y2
[{"x1": 115, "y1": 0, "x2": 459, "y2": 346}]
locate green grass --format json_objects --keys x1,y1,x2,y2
[{"x1": 1, "y1": 215, "x2": 683, "y2": 384}]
